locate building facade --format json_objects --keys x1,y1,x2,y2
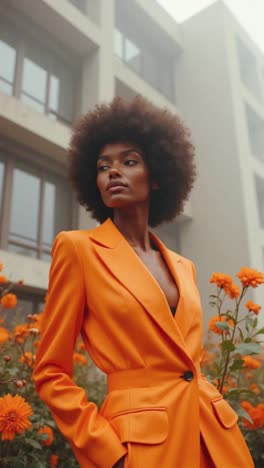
[{"x1": 0, "y1": 0, "x2": 263, "y2": 327}]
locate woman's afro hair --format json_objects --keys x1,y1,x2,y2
[{"x1": 68, "y1": 95, "x2": 196, "y2": 227}]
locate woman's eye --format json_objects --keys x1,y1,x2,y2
[
  {"x1": 97, "y1": 165, "x2": 109, "y2": 172},
  {"x1": 124, "y1": 159, "x2": 138, "y2": 166}
]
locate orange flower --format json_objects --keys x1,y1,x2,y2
[
  {"x1": 77, "y1": 340, "x2": 86, "y2": 352},
  {"x1": 73, "y1": 352, "x2": 88, "y2": 365},
  {"x1": 237, "y1": 267, "x2": 264, "y2": 288},
  {"x1": 246, "y1": 301, "x2": 261, "y2": 315},
  {"x1": 50, "y1": 454, "x2": 59, "y2": 467},
  {"x1": 37, "y1": 425, "x2": 54, "y2": 446},
  {"x1": 225, "y1": 283, "x2": 240, "y2": 299},
  {"x1": 0, "y1": 275, "x2": 8, "y2": 283},
  {"x1": 249, "y1": 383, "x2": 260, "y2": 395},
  {"x1": 241, "y1": 400, "x2": 253, "y2": 412},
  {"x1": 0, "y1": 394, "x2": 33, "y2": 440},
  {"x1": 242, "y1": 355, "x2": 261, "y2": 369},
  {"x1": 17, "y1": 279, "x2": 24, "y2": 285},
  {"x1": 208, "y1": 315, "x2": 233, "y2": 335},
  {"x1": 20, "y1": 352, "x2": 35, "y2": 368},
  {"x1": 210, "y1": 273, "x2": 233, "y2": 290},
  {"x1": 14, "y1": 324, "x2": 30, "y2": 343},
  {"x1": 242, "y1": 403, "x2": 264, "y2": 429},
  {"x1": 0, "y1": 327, "x2": 10, "y2": 344},
  {"x1": 1, "y1": 293, "x2": 17, "y2": 309},
  {"x1": 0, "y1": 262, "x2": 3, "y2": 272}
]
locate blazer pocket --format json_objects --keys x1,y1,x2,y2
[
  {"x1": 109, "y1": 407, "x2": 168, "y2": 444},
  {"x1": 211, "y1": 397, "x2": 238, "y2": 428}
]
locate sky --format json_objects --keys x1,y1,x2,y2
[{"x1": 156, "y1": 0, "x2": 264, "y2": 53}]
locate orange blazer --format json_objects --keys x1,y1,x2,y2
[{"x1": 33, "y1": 218, "x2": 253, "y2": 468}]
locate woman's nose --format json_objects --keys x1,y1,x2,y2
[{"x1": 109, "y1": 165, "x2": 121, "y2": 178}]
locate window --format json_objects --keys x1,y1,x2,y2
[
  {"x1": 255, "y1": 174, "x2": 264, "y2": 228},
  {"x1": 0, "y1": 27, "x2": 17, "y2": 95},
  {"x1": 68, "y1": 0, "x2": 87, "y2": 14},
  {"x1": 113, "y1": 27, "x2": 174, "y2": 102},
  {"x1": 0, "y1": 20, "x2": 76, "y2": 124},
  {"x1": 0, "y1": 150, "x2": 76, "y2": 260},
  {"x1": 236, "y1": 36, "x2": 261, "y2": 102}
]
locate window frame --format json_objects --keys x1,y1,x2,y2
[
  {"x1": 0, "y1": 146, "x2": 78, "y2": 260},
  {"x1": 0, "y1": 18, "x2": 79, "y2": 125}
]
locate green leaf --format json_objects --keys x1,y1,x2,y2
[
  {"x1": 252, "y1": 317, "x2": 258, "y2": 328},
  {"x1": 235, "y1": 342, "x2": 262, "y2": 355},
  {"x1": 229, "y1": 358, "x2": 244, "y2": 372},
  {"x1": 236, "y1": 407, "x2": 253, "y2": 424},
  {"x1": 244, "y1": 337, "x2": 252, "y2": 343},
  {"x1": 221, "y1": 340, "x2": 236, "y2": 352},
  {"x1": 224, "y1": 388, "x2": 251, "y2": 398},
  {"x1": 24, "y1": 437, "x2": 42, "y2": 449},
  {"x1": 256, "y1": 327, "x2": 264, "y2": 335},
  {"x1": 237, "y1": 327, "x2": 244, "y2": 340}
]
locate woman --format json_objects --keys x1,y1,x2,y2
[{"x1": 33, "y1": 96, "x2": 253, "y2": 468}]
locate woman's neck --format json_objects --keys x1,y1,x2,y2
[{"x1": 113, "y1": 209, "x2": 151, "y2": 251}]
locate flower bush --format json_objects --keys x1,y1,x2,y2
[
  {"x1": 202, "y1": 267, "x2": 264, "y2": 467},
  {"x1": 1, "y1": 261, "x2": 264, "y2": 466}
]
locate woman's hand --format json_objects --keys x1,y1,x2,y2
[{"x1": 113, "y1": 455, "x2": 126, "y2": 468}]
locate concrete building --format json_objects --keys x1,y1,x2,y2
[{"x1": 0, "y1": 0, "x2": 263, "y2": 328}]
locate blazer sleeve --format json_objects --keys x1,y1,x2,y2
[{"x1": 33, "y1": 232, "x2": 127, "y2": 468}]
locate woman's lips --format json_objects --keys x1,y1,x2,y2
[{"x1": 108, "y1": 185, "x2": 127, "y2": 193}]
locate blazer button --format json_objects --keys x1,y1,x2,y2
[{"x1": 181, "y1": 370, "x2": 194, "y2": 382}]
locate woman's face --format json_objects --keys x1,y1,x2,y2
[{"x1": 96, "y1": 142, "x2": 151, "y2": 209}]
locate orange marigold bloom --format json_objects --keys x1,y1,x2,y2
[
  {"x1": 0, "y1": 327, "x2": 10, "y2": 344},
  {"x1": 50, "y1": 454, "x2": 59, "y2": 467},
  {"x1": 237, "y1": 267, "x2": 264, "y2": 288},
  {"x1": 73, "y1": 352, "x2": 88, "y2": 365},
  {"x1": 242, "y1": 404, "x2": 264, "y2": 430},
  {"x1": 20, "y1": 352, "x2": 35, "y2": 368},
  {"x1": 250, "y1": 383, "x2": 260, "y2": 395},
  {"x1": 0, "y1": 262, "x2": 3, "y2": 272},
  {"x1": 246, "y1": 301, "x2": 261, "y2": 315},
  {"x1": 210, "y1": 273, "x2": 233, "y2": 290},
  {"x1": 225, "y1": 283, "x2": 240, "y2": 299},
  {"x1": 14, "y1": 324, "x2": 30, "y2": 343},
  {"x1": 0, "y1": 394, "x2": 33, "y2": 440},
  {"x1": 208, "y1": 315, "x2": 233, "y2": 335},
  {"x1": 1, "y1": 293, "x2": 17, "y2": 309},
  {"x1": 241, "y1": 400, "x2": 253, "y2": 412},
  {"x1": 0, "y1": 275, "x2": 8, "y2": 283},
  {"x1": 242, "y1": 355, "x2": 261, "y2": 369},
  {"x1": 37, "y1": 425, "x2": 54, "y2": 446},
  {"x1": 77, "y1": 340, "x2": 86, "y2": 352}
]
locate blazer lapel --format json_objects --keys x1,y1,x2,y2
[
  {"x1": 151, "y1": 233, "x2": 195, "y2": 340},
  {"x1": 89, "y1": 219, "x2": 191, "y2": 354}
]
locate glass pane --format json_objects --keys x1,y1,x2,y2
[
  {"x1": 0, "y1": 160, "x2": 4, "y2": 212},
  {"x1": 0, "y1": 79, "x2": 12, "y2": 95},
  {"x1": 9, "y1": 168, "x2": 40, "y2": 245},
  {"x1": 124, "y1": 38, "x2": 140, "y2": 73},
  {"x1": 0, "y1": 38, "x2": 16, "y2": 85},
  {"x1": 143, "y1": 50, "x2": 158, "y2": 88},
  {"x1": 21, "y1": 94, "x2": 45, "y2": 113},
  {"x1": 42, "y1": 181, "x2": 55, "y2": 245},
  {"x1": 49, "y1": 61, "x2": 73, "y2": 123},
  {"x1": 22, "y1": 46, "x2": 48, "y2": 103},
  {"x1": 114, "y1": 29, "x2": 123, "y2": 59}
]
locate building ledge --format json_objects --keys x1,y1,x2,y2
[
  {"x1": 0, "y1": 93, "x2": 71, "y2": 162},
  {"x1": 5, "y1": 0, "x2": 100, "y2": 54},
  {"x1": 0, "y1": 250, "x2": 49, "y2": 290}
]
